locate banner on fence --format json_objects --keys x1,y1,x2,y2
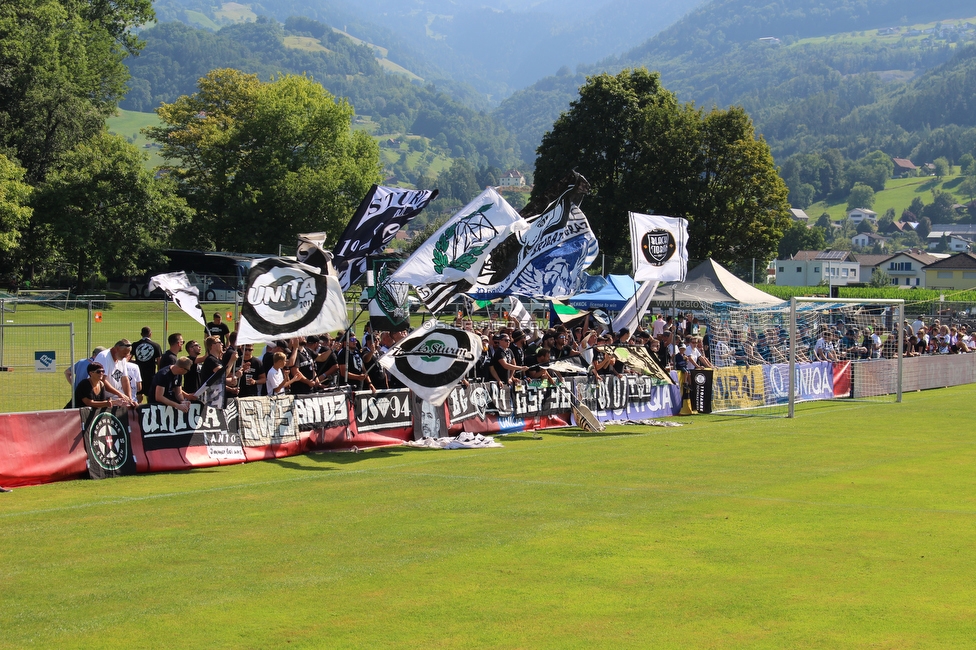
[
  {"x1": 293, "y1": 392, "x2": 349, "y2": 431},
  {"x1": 237, "y1": 395, "x2": 299, "y2": 446},
  {"x1": 689, "y1": 368, "x2": 713, "y2": 414},
  {"x1": 81, "y1": 407, "x2": 138, "y2": 479},
  {"x1": 711, "y1": 366, "x2": 766, "y2": 411},
  {"x1": 353, "y1": 389, "x2": 412, "y2": 433},
  {"x1": 138, "y1": 401, "x2": 245, "y2": 469}
]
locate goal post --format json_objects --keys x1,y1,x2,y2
[{"x1": 788, "y1": 297, "x2": 904, "y2": 418}]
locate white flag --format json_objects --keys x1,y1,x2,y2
[
  {"x1": 236, "y1": 258, "x2": 349, "y2": 345},
  {"x1": 378, "y1": 320, "x2": 481, "y2": 407},
  {"x1": 391, "y1": 188, "x2": 527, "y2": 290},
  {"x1": 508, "y1": 297, "x2": 532, "y2": 329},
  {"x1": 629, "y1": 212, "x2": 689, "y2": 283},
  {"x1": 612, "y1": 280, "x2": 659, "y2": 334},
  {"x1": 149, "y1": 272, "x2": 206, "y2": 326}
]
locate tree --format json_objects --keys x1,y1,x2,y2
[
  {"x1": 933, "y1": 156, "x2": 951, "y2": 179},
  {"x1": 777, "y1": 221, "x2": 825, "y2": 259},
  {"x1": 870, "y1": 268, "x2": 891, "y2": 287},
  {"x1": 916, "y1": 216, "x2": 932, "y2": 239},
  {"x1": 846, "y1": 183, "x2": 875, "y2": 211},
  {"x1": 856, "y1": 218, "x2": 877, "y2": 234},
  {"x1": 845, "y1": 150, "x2": 893, "y2": 192},
  {"x1": 438, "y1": 158, "x2": 480, "y2": 203},
  {"x1": 148, "y1": 69, "x2": 380, "y2": 253},
  {"x1": 960, "y1": 153, "x2": 976, "y2": 176},
  {"x1": 0, "y1": 155, "x2": 32, "y2": 256},
  {"x1": 921, "y1": 190, "x2": 955, "y2": 223},
  {"x1": 959, "y1": 175, "x2": 976, "y2": 202},
  {"x1": 32, "y1": 132, "x2": 191, "y2": 291},
  {"x1": 532, "y1": 68, "x2": 790, "y2": 272}
]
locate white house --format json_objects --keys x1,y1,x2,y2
[
  {"x1": 852, "y1": 232, "x2": 888, "y2": 249},
  {"x1": 774, "y1": 250, "x2": 860, "y2": 286},
  {"x1": 930, "y1": 235, "x2": 974, "y2": 252},
  {"x1": 847, "y1": 208, "x2": 877, "y2": 225},
  {"x1": 498, "y1": 170, "x2": 526, "y2": 187},
  {"x1": 883, "y1": 250, "x2": 941, "y2": 288}
]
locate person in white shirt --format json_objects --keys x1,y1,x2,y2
[
  {"x1": 911, "y1": 317, "x2": 924, "y2": 335},
  {"x1": 125, "y1": 358, "x2": 142, "y2": 403},
  {"x1": 94, "y1": 340, "x2": 136, "y2": 406}
]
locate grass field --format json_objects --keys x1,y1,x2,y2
[
  {"x1": 806, "y1": 171, "x2": 972, "y2": 222},
  {"x1": 3, "y1": 388, "x2": 976, "y2": 647},
  {"x1": 105, "y1": 109, "x2": 165, "y2": 169}
]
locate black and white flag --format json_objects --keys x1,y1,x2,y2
[
  {"x1": 237, "y1": 258, "x2": 349, "y2": 345},
  {"x1": 333, "y1": 185, "x2": 438, "y2": 290},
  {"x1": 392, "y1": 187, "x2": 527, "y2": 313},
  {"x1": 149, "y1": 271, "x2": 205, "y2": 326},
  {"x1": 378, "y1": 320, "x2": 481, "y2": 407},
  {"x1": 368, "y1": 261, "x2": 410, "y2": 331},
  {"x1": 629, "y1": 212, "x2": 689, "y2": 283},
  {"x1": 296, "y1": 232, "x2": 335, "y2": 275}
]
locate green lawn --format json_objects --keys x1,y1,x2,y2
[
  {"x1": 807, "y1": 171, "x2": 972, "y2": 222},
  {"x1": 106, "y1": 109, "x2": 165, "y2": 169},
  {"x1": 2, "y1": 387, "x2": 975, "y2": 647}
]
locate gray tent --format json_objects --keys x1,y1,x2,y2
[{"x1": 649, "y1": 258, "x2": 783, "y2": 309}]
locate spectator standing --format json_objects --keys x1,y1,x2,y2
[
  {"x1": 74, "y1": 362, "x2": 132, "y2": 408},
  {"x1": 66, "y1": 346, "x2": 107, "y2": 389},
  {"x1": 131, "y1": 327, "x2": 162, "y2": 399},
  {"x1": 148, "y1": 357, "x2": 194, "y2": 412},
  {"x1": 124, "y1": 353, "x2": 142, "y2": 403},
  {"x1": 159, "y1": 333, "x2": 183, "y2": 369},
  {"x1": 181, "y1": 340, "x2": 204, "y2": 396},
  {"x1": 94, "y1": 340, "x2": 135, "y2": 405},
  {"x1": 236, "y1": 344, "x2": 265, "y2": 397},
  {"x1": 205, "y1": 312, "x2": 230, "y2": 346}
]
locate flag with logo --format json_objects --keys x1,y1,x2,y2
[
  {"x1": 333, "y1": 185, "x2": 438, "y2": 290},
  {"x1": 237, "y1": 258, "x2": 349, "y2": 345},
  {"x1": 378, "y1": 320, "x2": 481, "y2": 406},
  {"x1": 368, "y1": 261, "x2": 410, "y2": 331},
  {"x1": 392, "y1": 187, "x2": 526, "y2": 313},
  {"x1": 149, "y1": 271, "x2": 205, "y2": 326},
  {"x1": 629, "y1": 212, "x2": 689, "y2": 282},
  {"x1": 466, "y1": 173, "x2": 598, "y2": 301}
]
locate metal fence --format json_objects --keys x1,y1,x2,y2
[{"x1": 0, "y1": 298, "x2": 241, "y2": 414}]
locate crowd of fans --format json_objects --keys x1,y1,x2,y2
[{"x1": 67, "y1": 308, "x2": 970, "y2": 409}]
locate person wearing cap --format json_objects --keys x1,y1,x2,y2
[
  {"x1": 148, "y1": 357, "x2": 194, "y2": 412},
  {"x1": 66, "y1": 346, "x2": 107, "y2": 389},
  {"x1": 74, "y1": 362, "x2": 132, "y2": 408},
  {"x1": 673, "y1": 342, "x2": 693, "y2": 372},
  {"x1": 94, "y1": 340, "x2": 135, "y2": 405},
  {"x1": 205, "y1": 312, "x2": 230, "y2": 346},
  {"x1": 337, "y1": 333, "x2": 373, "y2": 391}
]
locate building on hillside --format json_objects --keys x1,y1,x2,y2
[
  {"x1": 498, "y1": 170, "x2": 526, "y2": 187},
  {"x1": 758, "y1": 37, "x2": 781, "y2": 44},
  {"x1": 927, "y1": 225, "x2": 976, "y2": 250},
  {"x1": 852, "y1": 232, "x2": 889, "y2": 250},
  {"x1": 879, "y1": 220, "x2": 916, "y2": 235},
  {"x1": 774, "y1": 250, "x2": 859, "y2": 286},
  {"x1": 923, "y1": 253, "x2": 976, "y2": 290},
  {"x1": 882, "y1": 250, "x2": 941, "y2": 287},
  {"x1": 891, "y1": 157, "x2": 917, "y2": 177},
  {"x1": 789, "y1": 208, "x2": 810, "y2": 222},
  {"x1": 850, "y1": 253, "x2": 889, "y2": 284},
  {"x1": 847, "y1": 208, "x2": 877, "y2": 224}
]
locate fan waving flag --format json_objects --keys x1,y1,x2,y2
[
  {"x1": 236, "y1": 258, "x2": 349, "y2": 345},
  {"x1": 149, "y1": 272, "x2": 206, "y2": 326},
  {"x1": 333, "y1": 185, "x2": 438, "y2": 290},
  {"x1": 392, "y1": 187, "x2": 527, "y2": 313},
  {"x1": 466, "y1": 173, "x2": 598, "y2": 301},
  {"x1": 378, "y1": 320, "x2": 481, "y2": 406},
  {"x1": 508, "y1": 297, "x2": 532, "y2": 328},
  {"x1": 629, "y1": 212, "x2": 689, "y2": 283}
]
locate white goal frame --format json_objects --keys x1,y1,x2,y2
[{"x1": 788, "y1": 296, "x2": 904, "y2": 418}]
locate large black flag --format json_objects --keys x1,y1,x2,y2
[
  {"x1": 333, "y1": 185, "x2": 437, "y2": 290},
  {"x1": 81, "y1": 407, "x2": 138, "y2": 479}
]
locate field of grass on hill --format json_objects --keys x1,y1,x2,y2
[
  {"x1": 3, "y1": 387, "x2": 976, "y2": 647},
  {"x1": 806, "y1": 169, "x2": 973, "y2": 221},
  {"x1": 795, "y1": 16, "x2": 976, "y2": 47},
  {"x1": 106, "y1": 109, "x2": 166, "y2": 168}
]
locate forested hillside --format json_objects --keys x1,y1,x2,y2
[
  {"x1": 123, "y1": 17, "x2": 523, "y2": 171},
  {"x1": 494, "y1": 0, "x2": 976, "y2": 168}
]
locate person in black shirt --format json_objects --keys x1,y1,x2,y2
[
  {"x1": 291, "y1": 337, "x2": 320, "y2": 395},
  {"x1": 159, "y1": 332, "x2": 183, "y2": 370},
  {"x1": 200, "y1": 337, "x2": 226, "y2": 389},
  {"x1": 337, "y1": 334, "x2": 371, "y2": 391},
  {"x1": 314, "y1": 335, "x2": 340, "y2": 387},
  {"x1": 74, "y1": 362, "x2": 129, "y2": 408},
  {"x1": 131, "y1": 326, "x2": 162, "y2": 400},
  {"x1": 148, "y1": 357, "x2": 193, "y2": 411},
  {"x1": 182, "y1": 340, "x2": 203, "y2": 396},
  {"x1": 236, "y1": 344, "x2": 265, "y2": 397},
  {"x1": 205, "y1": 312, "x2": 230, "y2": 346},
  {"x1": 489, "y1": 333, "x2": 526, "y2": 385}
]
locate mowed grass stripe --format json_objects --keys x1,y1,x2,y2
[{"x1": 2, "y1": 388, "x2": 976, "y2": 647}]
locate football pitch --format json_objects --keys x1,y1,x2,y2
[{"x1": 3, "y1": 387, "x2": 976, "y2": 648}]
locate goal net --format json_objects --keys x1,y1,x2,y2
[{"x1": 701, "y1": 297, "x2": 904, "y2": 417}]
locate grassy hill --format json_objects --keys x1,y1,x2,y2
[
  {"x1": 807, "y1": 170, "x2": 974, "y2": 221},
  {"x1": 106, "y1": 109, "x2": 165, "y2": 168}
]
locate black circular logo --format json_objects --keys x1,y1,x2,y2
[
  {"x1": 87, "y1": 411, "x2": 129, "y2": 472},
  {"x1": 134, "y1": 342, "x2": 155, "y2": 363},
  {"x1": 242, "y1": 259, "x2": 328, "y2": 335},
  {"x1": 694, "y1": 372, "x2": 707, "y2": 385},
  {"x1": 392, "y1": 326, "x2": 477, "y2": 389},
  {"x1": 641, "y1": 230, "x2": 676, "y2": 266}
]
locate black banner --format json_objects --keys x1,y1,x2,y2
[
  {"x1": 293, "y1": 392, "x2": 349, "y2": 431},
  {"x1": 689, "y1": 368, "x2": 714, "y2": 414},
  {"x1": 81, "y1": 407, "x2": 138, "y2": 479},
  {"x1": 353, "y1": 389, "x2": 413, "y2": 432},
  {"x1": 138, "y1": 402, "x2": 245, "y2": 460},
  {"x1": 513, "y1": 382, "x2": 573, "y2": 417},
  {"x1": 333, "y1": 185, "x2": 437, "y2": 289}
]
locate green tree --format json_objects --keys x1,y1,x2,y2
[
  {"x1": 870, "y1": 268, "x2": 891, "y2": 288},
  {"x1": 438, "y1": 158, "x2": 480, "y2": 203},
  {"x1": 777, "y1": 221, "x2": 825, "y2": 259},
  {"x1": 845, "y1": 150, "x2": 893, "y2": 192},
  {"x1": 933, "y1": 156, "x2": 951, "y2": 179},
  {"x1": 921, "y1": 190, "x2": 955, "y2": 223},
  {"x1": 960, "y1": 153, "x2": 976, "y2": 176},
  {"x1": 0, "y1": 155, "x2": 32, "y2": 255},
  {"x1": 846, "y1": 183, "x2": 875, "y2": 211},
  {"x1": 148, "y1": 69, "x2": 380, "y2": 252},
  {"x1": 532, "y1": 68, "x2": 790, "y2": 272},
  {"x1": 32, "y1": 132, "x2": 191, "y2": 291},
  {"x1": 959, "y1": 175, "x2": 976, "y2": 202}
]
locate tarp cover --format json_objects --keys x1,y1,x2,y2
[
  {"x1": 650, "y1": 259, "x2": 782, "y2": 308},
  {"x1": 567, "y1": 274, "x2": 638, "y2": 310}
]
